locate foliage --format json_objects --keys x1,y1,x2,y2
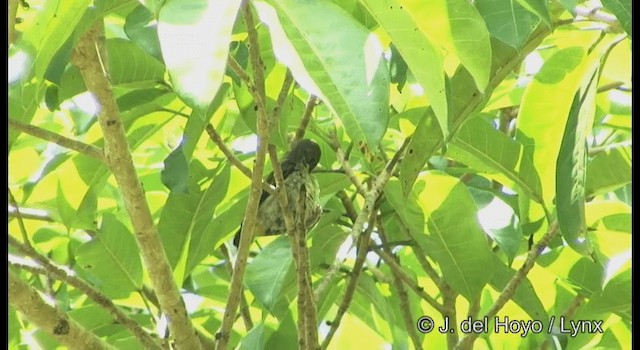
[{"x1": 8, "y1": 0, "x2": 631, "y2": 349}]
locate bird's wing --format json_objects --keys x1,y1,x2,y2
[{"x1": 259, "y1": 157, "x2": 297, "y2": 204}]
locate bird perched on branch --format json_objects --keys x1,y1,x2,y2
[{"x1": 233, "y1": 139, "x2": 322, "y2": 246}]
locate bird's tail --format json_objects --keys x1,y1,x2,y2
[{"x1": 232, "y1": 226, "x2": 242, "y2": 247}]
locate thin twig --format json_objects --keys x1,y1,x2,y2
[
  {"x1": 378, "y1": 217, "x2": 423, "y2": 350},
  {"x1": 328, "y1": 131, "x2": 367, "y2": 195},
  {"x1": 227, "y1": 55, "x2": 254, "y2": 89},
  {"x1": 455, "y1": 221, "x2": 560, "y2": 349},
  {"x1": 321, "y1": 208, "x2": 377, "y2": 349},
  {"x1": 314, "y1": 137, "x2": 411, "y2": 301},
  {"x1": 9, "y1": 270, "x2": 117, "y2": 350},
  {"x1": 8, "y1": 189, "x2": 32, "y2": 247},
  {"x1": 8, "y1": 245, "x2": 164, "y2": 350},
  {"x1": 296, "y1": 186, "x2": 319, "y2": 349},
  {"x1": 540, "y1": 295, "x2": 587, "y2": 350},
  {"x1": 372, "y1": 246, "x2": 448, "y2": 315},
  {"x1": 71, "y1": 22, "x2": 202, "y2": 350},
  {"x1": 596, "y1": 81, "x2": 625, "y2": 93},
  {"x1": 294, "y1": 95, "x2": 318, "y2": 142},
  {"x1": 9, "y1": 119, "x2": 105, "y2": 161},
  {"x1": 8, "y1": 207, "x2": 54, "y2": 222},
  {"x1": 215, "y1": 3, "x2": 271, "y2": 348},
  {"x1": 205, "y1": 123, "x2": 275, "y2": 195},
  {"x1": 220, "y1": 245, "x2": 254, "y2": 331},
  {"x1": 272, "y1": 69, "x2": 294, "y2": 122}
]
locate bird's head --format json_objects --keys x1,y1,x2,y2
[{"x1": 287, "y1": 139, "x2": 321, "y2": 171}]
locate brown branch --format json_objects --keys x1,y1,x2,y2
[
  {"x1": 296, "y1": 186, "x2": 319, "y2": 349},
  {"x1": 294, "y1": 95, "x2": 318, "y2": 142},
  {"x1": 321, "y1": 208, "x2": 377, "y2": 349},
  {"x1": 8, "y1": 207, "x2": 55, "y2": 222},
  {"x1": 596, "y1": 81, "x2": 625, "y2": 93},
  {"x1": 267, "y1": 145, "x2": 318, "y2": 348},
  {"x1": 220, "y1": 245, "x2": 253, "y2": 331},
  {"x1": 314, "y1": 137, "x2": 410, "y2": 301},
  {"x1": 372, "y1": 246, "x2": 448, "y2": 315},
  {"x1": 8, "y1": 242, "x2": 164, "y2": 350},
  {"x1": 227, "y1": 55, "x2": 254, "y2": 90},
  {"x1": 9, "y1": 119, "x2": 105, "y2": 161},
  {"x1": 216, "y1": 3, "x2": 271, "y2": 348},
  {"x1": 273, "y1": 69, "x2": 294, "y2": 122},
  {"x1": 8, "y1": 189, "x2": 32, "y2": 247},
  {"x1": 204, "y1": 123, "x2": 274, "y2": 195},
  {"x1": 455, "y1": 221, "x2": 560, "y2": 349},
  {"x1": 328, "y1": 132, "x2": 367, "y2": 195},
  {"x1": 540, "y1": 294, "x2": 587, "y2": 350},
  {"x1": 379, "y1": 216, "x2": 423, "y2": 350},
  {"x1": 71, "y1": 22, "x2": 202, "y2": 350},
  {"x1": 9, "y1": 270, "x2": 117, "y2": 349},
  {"x1": 9, "y1": 0, "x2": 19, "y2": 45}
]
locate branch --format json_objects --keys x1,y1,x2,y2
[
  {"x1": 328, "y1": 132, "x2": 367, "y2": 195},
  {"x1": 295, "y1": 186, "x2": 319, "y2": 349},
  {"x1": 588, "y1": 140, "x2": 631, "y2": 156},
  {"x1": 372, "y1": 246, "x2": 448, "y2": 314},
  {"x1": 70, "y1": 22, "x2": 202, "y2": 350},
  {"x1": 216, "y1": 3, "x2": 271, "y2": 348},
  {"x1": 9, "y1": 270, "x2": 117, "y2": 350},
  {"x1": 455, "y1": 221, "x2": 560, "y2": 349},
  {"x1": 314, "y1": 137, "x2": 411, "y2": 301},
  {"x1": 9, "y1": 206, "x2": 54, "y2": 222},
  {"x1": 573, "y1": 5, "x2": 620, "y2": 27},
  {"x1": 9, "y1": 0, "x2": 19, "y2": 45},
  {"x1": 540, "y1": 294, "x2": 587, "y2": 350},
  {"x1": 321, "y1": 208, "x2": 377, "y2": 349},
  {"x1": 378, "y1": 223, "x2": 423, "y2": 350},
  {"x1": 294, "y1": 95, "x2": 318, "y2": 142},
  {"x1": 273, "y1": 69, "x2": 294, "y2": 122},
  {"x1": 9, "y1": 119, "x2": 105, "y2": 161},
  {"x1": 8, "y1": 242, "x2": 164, "y2": 350},
  {"x1": 204, "y1": 123, "x2": 275, "y2": 195},
  {"x1": 8, "y1": 189, "x2": 32, "y2": 247}
]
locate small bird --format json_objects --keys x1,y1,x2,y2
[{"x1": 233, "y1": 139, "x2": 322, "y2": 246}]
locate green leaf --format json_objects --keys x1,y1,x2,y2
[
  {"x1": 157, "y1": 161, "x2": 231, "y2": 282},
  {"x1": 585, "y1": 145, "x2": 631, "y2": 197},
  {"x1": 475, "y1": 0, "x2": 540, "y2": 49},
  {"x1": 105, "y1": 38, "x2": 166, "y2": 88},
  {"x1": 158, "y1": 0, "x2": 242, "y2": 110},
  {"x1": 468, "y1": 187, "x2": 521, "y2": 263},
  {"x1": 601, "y1": 0, "x2": 631, "y2": 37},
  {"x1": 398, "y1": 108, "x2": 443, "y2": 197},
  {"x1": 124, "y1": 5, "x2": 164, "y2": 61},
  {"x1": 360, "y1": 0, "x2": 448, "y2": 139},
  {"x1": 255, "y1": 0, "x2": 390, "y2": 149},
  {"x1": 245, "y1": 237, "x2": 295, "y2": 314},
  {"x1": 514, "y1": 0, "x2": 552, "y2": 27},
  {"x1": 17, "y1": 0, "x2": 91, "y2": 80},
  {"x1": 489, "y1": 256, "x2": 548, "y2": 322},
  {"x1": 386, "y1": 175, "x2": 494, "y2": 301},
  {"x1": 555, "y1": 70, "x2": 598, "y2": 256},
  {"x1": 75, "y1": 213, "x2": 143, "y2": 299},
  {"x1": 161, "y1": 142, "x2": 190, "y2": 193},
  {"x1": 240, "y1": 322, "x2": 275, "y2": 350},
  {"x1": 515, "y1": 31, "x2": 607, "y2": 208},
  {"x1": 56, "y1": 181, "x2": 76, "y2": 230},
  {"x1": 578, "y1": 267, "x2": 631, "y2": 320},
  {"x1": 57, "y1": 39, "x2": 167, "y2": 103},
  {"x1": 403, "y1": 0, "x2": 492, "y2": 92},
  {"x1": 448, "y1": 116, "x2": 542, "y2": 202}
]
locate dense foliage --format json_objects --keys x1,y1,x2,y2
[{"x1": 9, "y1": 0, "x2": 631, "y2": 349}]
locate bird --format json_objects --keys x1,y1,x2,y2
[{"x1": 233, "y1": 139, "x2": 322, "y2": 246}]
